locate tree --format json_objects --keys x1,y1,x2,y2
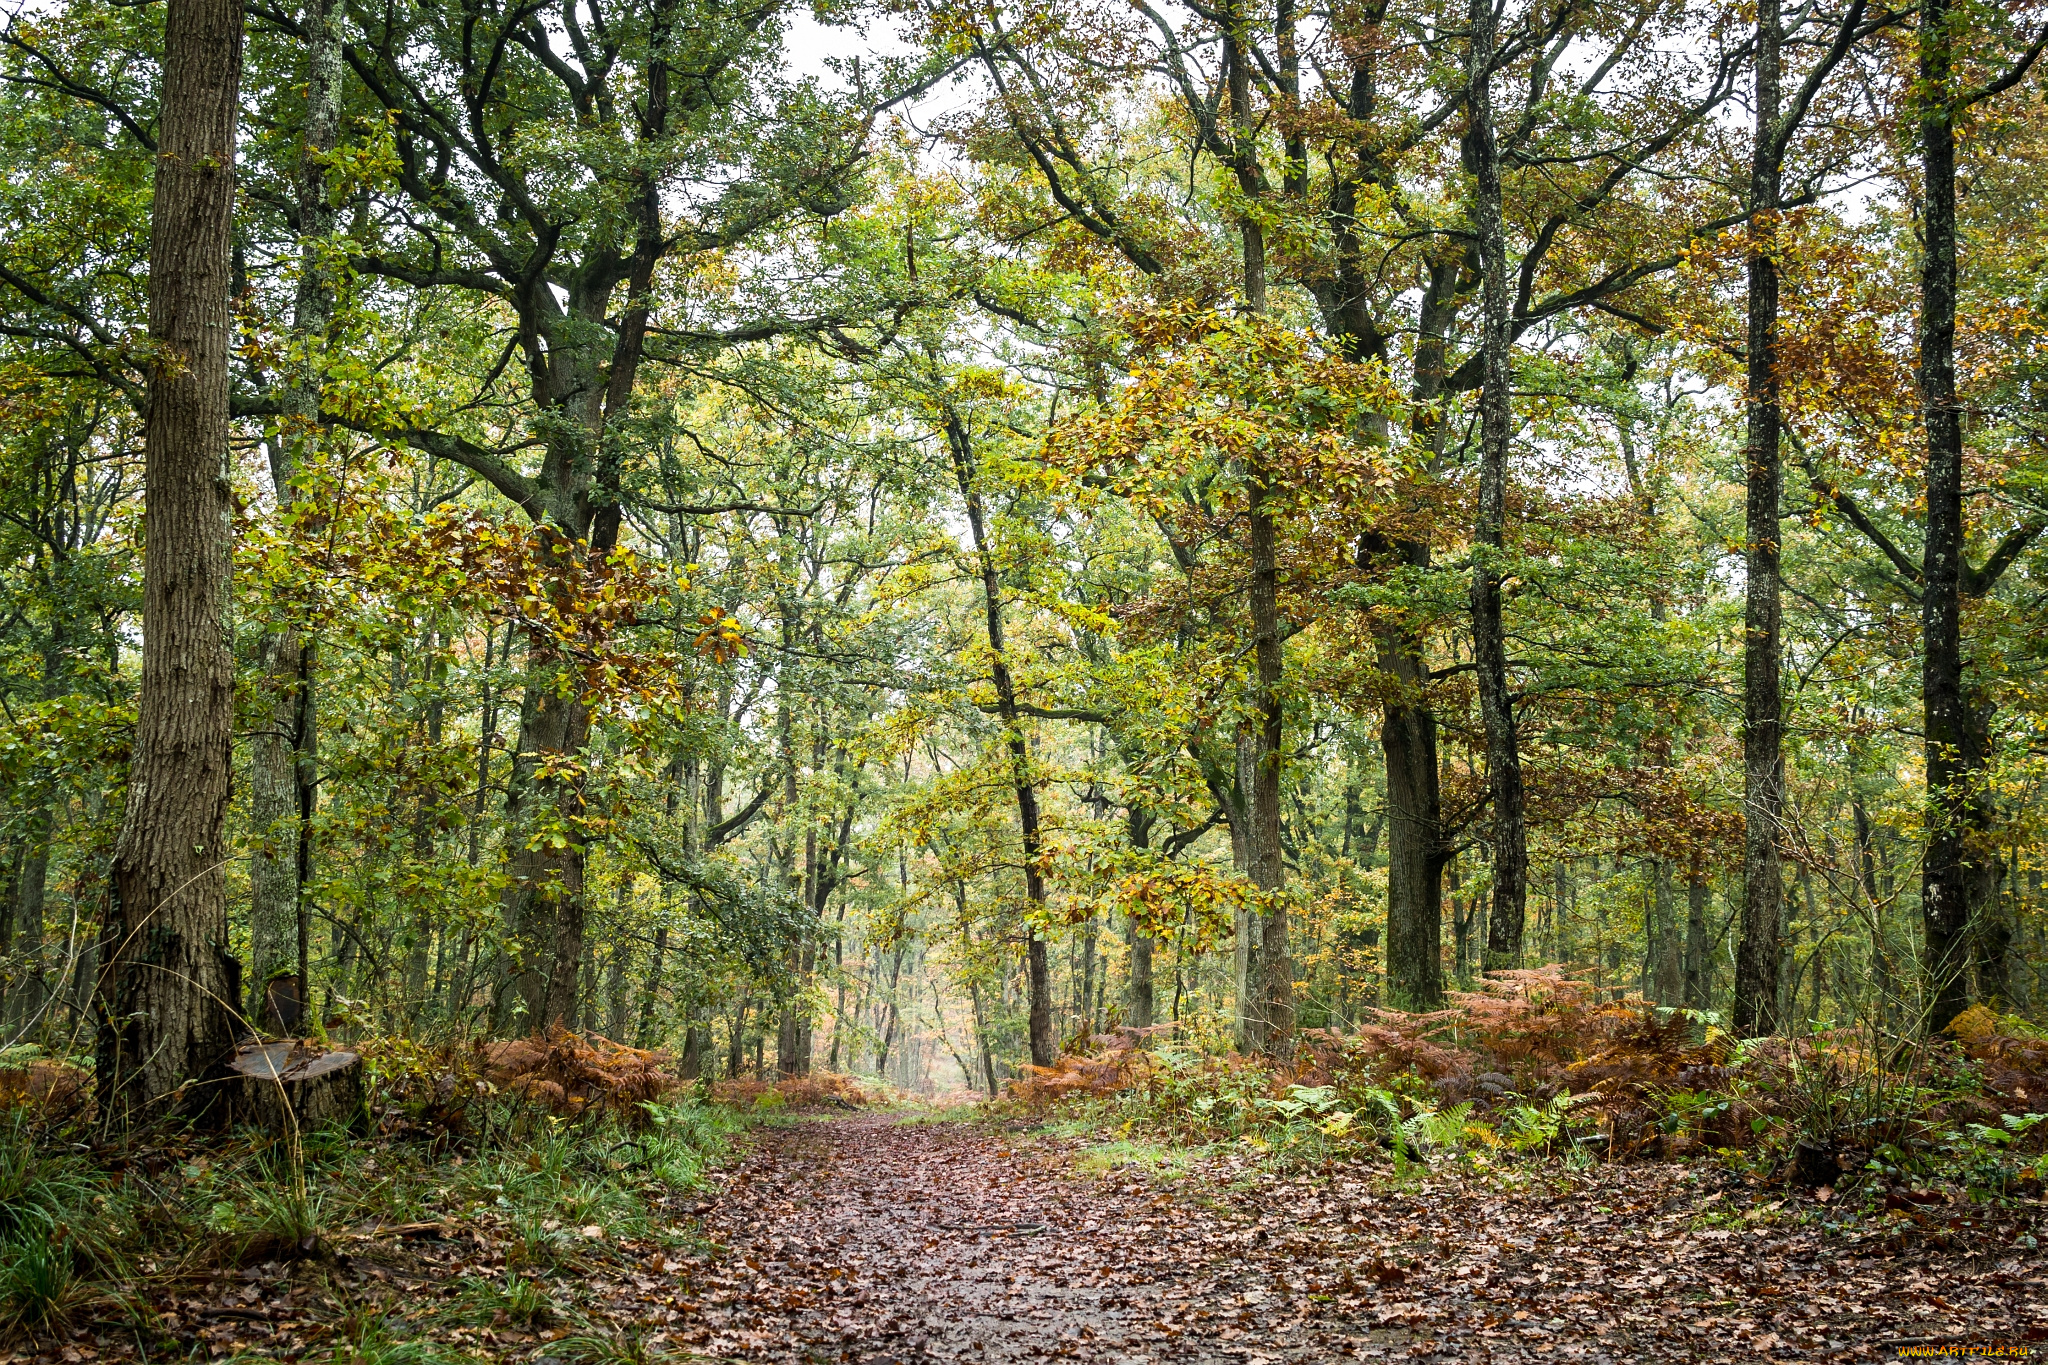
[
  {"x1": 1467, "y1": 0, "x2": 1527, "y2": 975},
  {"x1": 246, "y1": 0, "x2": 340, "y2": 1033},
  {"x1": 1730, "y1": 0, "x2": 1871, "y2": 1039},
  {"x1": 1913, "y1": 0, "x2": 2046, "y2": 1030},
  {"x1": 96, "y1": 0, "x2": 243, "y2": 1126}
]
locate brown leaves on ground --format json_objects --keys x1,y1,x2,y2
[
  {"x1": 664, "y1": 1114, "x2": 2044, "y2": 1364},
  {"x1": 20, "y1": 1112, "x2": 2042, "y2": 1365}
]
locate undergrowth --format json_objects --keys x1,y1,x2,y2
[
  {"x1": 1005, "y1": 972, "x2": 2048, "y2": 1207},
  {"x1": 0, "y1": 1034, "x2": 807, "y2": 1357}
]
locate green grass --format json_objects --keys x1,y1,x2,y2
[
  {"x1": 0, "y1": 1089, "x2": 756, "y2": 1356},
  {"x1": 1073, "y1": 1137, "x2": 1205, "y2": 1180},
  {"x1": 892, "y1": 1105, "x2": 985, "y2": 1127}
]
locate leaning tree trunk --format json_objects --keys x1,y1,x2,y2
[
  {"x1": 96, "y1": 0, "x2": 244, "y2": 1128},
  {"x1": 1732, "y1": 0, "x2": 1786, "y2": 1038},
  {"x1": 945, "y1": 416, "x2": 1055, "y2": 1067},
  {"x1": 1467, "y1": 0, "x2": 1528, "y2": 976}
]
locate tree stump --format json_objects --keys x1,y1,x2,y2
[{"x1": 230, "y1": 1040, "x2": 363, "y2": 1133}]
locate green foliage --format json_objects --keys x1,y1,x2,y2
[
  {"x1": 0, "y1": 1233, "x2": 75, "y2": 1331},
  {"x1": 1499, "y1": 1093, "x2": 1594, "y2": 1155}
]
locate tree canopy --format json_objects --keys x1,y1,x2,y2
[{"x1": 0, "y1": 0, "x2": 2044, "y2": 1100}]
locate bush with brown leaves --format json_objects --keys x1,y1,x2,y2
[
  {"x1": 0, "y1": 1059, "x2": 90, "y2": 1121},
  {"x1": 709, "y1": 1073, "x2": 874, "y2": 1110},
  {"x1": 480, "y1": 1029, "x2": 676, "y2": 1122}
]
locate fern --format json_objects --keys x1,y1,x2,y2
[
  {"x1": 1501, "y1": 1092, "x2": 1591, "y2": 1154},
  {"x1": 1402, "y1": 1101, "x2": 1476, "y2": 1154}
]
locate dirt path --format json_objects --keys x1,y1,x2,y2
[{"x1": 666, "y1": 1113, "x2": 2044, "y2": 1364}]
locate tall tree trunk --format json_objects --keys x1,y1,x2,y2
[
  {"x1": 1467, "y1": 0, "x2": 1527, "y2": 975},
  {"x1": 679, "y1": 1019, "x2": 705, "y2": 1080},
  {"x1": 727, "y1": 998, "x2": 749, "y2": 1079},
  {"x1": 500, "y1": 683, "x2": 593, "y2": 1030},
  {"x1": 944, "y1": 416, "x2": 1055, "y2": 1067},
  {"x1": 1126, "y1": 807, "x2": 1156, "y2": 1029},
  {"x1": 635, "y1": 924, "x2": 668, "y2": 1047},
  {"x1": 1851, "y1": 795, "x2": 1896, "y2": 1026},
  {"x1": 250, "y1": 0, "x2": 339, "y2": 1031},
  {"x1": 1361, "y1": 264, "x2": 1458, "y2": 1012},
  {"x1": 1683, "y1": 867, "x2": 1711, "y2": 1009},
  {"x1": 1378, "y1": 626, "x2": 1447, "y2": 1008},
  {"x1": 968, "y1": 976, "x2": 998, "y2": 1096},
  {"x1": 96, "y1": 0, "x2": 244, "y2": 1127},
  {"x1": 489, "y1": 12, "x2": 677, "y2": 1035},
  {"x1": 1221, "y1": 12, "x2": 1292, "y2": 1053},
  {"x1": 1916, "y1": 0, "x2": 1973, "y2": 1033},
  {"x1": 1652, "y1": 861, "x2": 1684, "y2": 1003},
  {"x1": 1733, "y1": 0, "x2": 1786, "y2": 1037}
]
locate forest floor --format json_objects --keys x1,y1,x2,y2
[
  {"x1": 41, "y1": 1106, "x2": 2045, "y2": 1365},
  {"x1": 660, "y1": 1109, "x2": 2046, "y2": 1365}
]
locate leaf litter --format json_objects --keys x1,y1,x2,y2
[
  {"x1": 20, "y1": 1110, "x2": 2041, "y2": 1364},
  {"x1": 666, "y1": 1113, "x2": 2045, "y2": 1364}
]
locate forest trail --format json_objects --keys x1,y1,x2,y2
[
  {"x1": 664, "y1": 1113, "x2": 2043, "y2": 1365},
  {"x1": 670, "y1": 1110, "x2": 1383, "y2": 1363}
]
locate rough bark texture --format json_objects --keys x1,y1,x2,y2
[
  {"x1": 96, "y1": 0, "x2": 244, "y2": 1128},
  {"x1": 1732, "y1": 0, "x2": 1785, "y2": 1038},
  {"x1": 1377, "y1": 619, "x2": 1447, "y2": 1010},
  {"x1": 946, "y1": 417, "x2": 1055, "y2": 1068},
  {"x1": 501, "y1": 684, "x2": 593, "y2": 1030},
  {"x1": 1467, "y1": 0, "x2": 1528, "y2": 976}
]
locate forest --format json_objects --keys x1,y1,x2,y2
[{"x1": 0, "y1": 0, "x2": 2044, "y2": 1357}]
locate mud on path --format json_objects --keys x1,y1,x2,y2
[{"x1": 666, "y1": 1112, "x2": 2045, "y2": 1365}]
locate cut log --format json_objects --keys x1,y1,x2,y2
[{"x1": 230, "y1": 1040, "x2": 363, "y2": 1132}]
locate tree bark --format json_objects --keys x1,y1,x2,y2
[
  {"x1": 1916, "y1": 0, "x2": 1971, "y2": 1032},
  {"x1": 96, "y1": 0, "x2": 244, "y2": 1127},
  {"x1": 1652, "y1": 861, "x2": 1684, "y2": 1004},
  {"x1": 1359, "y1": 266, "x2": 1459, "y2": 1011},
  {"x1": 945, "y1": 415, "x2": 1055, "y2": 1067},
  {"x1": 1467, "y1": 0, "x2": 1528, "y2": 976},
  {"x1": 1732, "y1": 0, "x2": 1786, "y2": 1038},
  {"x1": 1376, "y1": 619, "x2": 1447, "y2": 1009},
  {"x1": 499, "y1": 683, "x2": 593, "y2": 1030},
  {"x1": 1683, "y1": 868, "x2": 1711, "y2": 1009}
]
